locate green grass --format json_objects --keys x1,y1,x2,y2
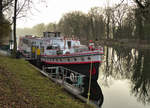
[{"x1": 0, "y1": 55, "x2": 93, "y2": 108}]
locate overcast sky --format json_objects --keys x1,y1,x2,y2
[{"x1": 17, "y1": 0, "x2": 128, "y2": 28}]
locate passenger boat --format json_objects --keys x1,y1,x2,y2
[
  {"x1": 18, "y1": 32, "x2": 103, "y2": 80},
  {"x1": 18, "y1": 32, "x2": 104, "y2": 107}
]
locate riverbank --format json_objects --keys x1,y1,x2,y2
[
  {"x1": 0, "y1": 55, "x2": 92, "y2": 108},
  {"x1": 96, "y1": 39, "x2": 150, "y2": 49}
]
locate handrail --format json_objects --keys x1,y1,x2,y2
[{"x1": 43, "y1": 66, "x2": 85, "y2": 93}]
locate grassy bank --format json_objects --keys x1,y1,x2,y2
[{"x1": 0, "y1": 55, "x2": 92, "y2": 108}]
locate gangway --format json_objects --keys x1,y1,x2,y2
[{"x1": 30, "y1": 64, "x2": 103, "y2": 108}]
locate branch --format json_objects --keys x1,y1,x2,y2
[
  {"x1": 17, "y1": 15, "x2": 26, "y2": 19},
  {"x1": 134, "y1": 0, "x2": 145, "y2": 9},
  {"x1": 2, "y1": 0, "x2": 14, "y2": 10},
  {"x1": 16, "y1": 0, "x2": 28, "y2": 16},
  {"x1": 114, "y1": 0, "x2": 125, "y2": 9}
]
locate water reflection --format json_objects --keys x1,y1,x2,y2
[
  {"x1": 131, "y1": 50, "x2": 150, "y2": 104},
  {"x1": 82, "y1": 78, "x2": 104, "y2": 107},
  {"x1": 99, "y1": 46, "x2": 150, "y2": 107}
]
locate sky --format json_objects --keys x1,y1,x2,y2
[{"x1": 17, "y1": 0, "x2": 128, "y2": 28}]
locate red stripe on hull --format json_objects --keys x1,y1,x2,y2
[{"x1": 41, "y1": 60, "x2": 102, "y2": 65}]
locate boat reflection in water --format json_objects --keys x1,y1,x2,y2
[{"x1": 82, "y1": 78, "x2": 104, "y2": 107}]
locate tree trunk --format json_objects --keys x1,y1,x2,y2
[
  {"x1": 106, "y1": 16, "x2": 110, "y2": 39},
  {"x1": 138, "y1": 16, "x2": 144, "y2": 40},
  {"x1": 135, "y1": 9, "x2": 145, "y2": 40},
  {"x1": 0, "y1": 0, "x2": 3, "y2": 21},
  {"x1": 90, "y1": 17, "x2": 95, "y2": 40},
  {"x1": 13, "y1": 0, "x2": 17, "y2": 57}
]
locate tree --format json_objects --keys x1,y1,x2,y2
[
  {"x1": 113, "y1": 4, "x2": 132, "y2": 39},
  {"x1": 58, "y1": 11, "x2": 87, "y2": 39},
  {"x1": 33, "y1": 23, "x2": 45, "y2": 36},
  {"x1": 0, "y1": 0, "x2": 13, "y2": 45},
  {"x1": 0, "y1": 0, "x2": 46, "y2": 56},
  {"x1": 45, "y1": 23, "x2": 57, "y2": 32},
  {"x1": 104, "y1": 7, "x2": 111, "y2": 39},
  {"x1": 17, "y1": 27, "x2": 33, "y2": 36},
  {"x1": 88, "y1": 7, "x2": 105, "y2": 40},
  {"x1": 12, "y1": 0, "x2": 17, "y2": 57},
  {"x1": 0, "y1": 0, "x2": 14, "y2": 20},
  {"x1": 0, "y1": 0, "x2": 30, "y2": 56},
  {"x1": 0, "y1": 17, "x2": 11, "y2": 44},
  {"x1": 133, "y1": 0, "x2": 150, "y2": 40},
  {"x1": 122, "y1": 9, "x2": 135, "y2": 39}
]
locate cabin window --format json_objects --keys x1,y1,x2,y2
[
  {"x1": 54, "y1": 46, "x2": 58, "y2": 49},
  {"x1": 68, "y1": 58, "x2": 70, "y2": 61},
  {"x1": 67, "y1": 41, "x2": 71, "y2": 49},
  {"x1": 81, "y1": 58, "x2": 84, "y2": 61},
  {"x1": 41, "y1": 46, "x2": 44, "y2": 53},
  {"x1": 31, "y1": 41, "x2": 34, "y2": 46},
  {"x1": 23, "y1": 39, "x2": 28, "y2": 44},
  {"x1": 47, "y1": 46, "x2": 53, "y2": 50}
]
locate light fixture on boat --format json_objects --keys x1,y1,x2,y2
[
  {"x1": 88, "y1": 57, "x2": 91, "y2": 60},
  {"x1": 74, "y1": 58, "x2": 77, "y2": 61}
]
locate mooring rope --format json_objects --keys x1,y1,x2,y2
[{"x1": 87, "y1": 55, "x2": 93, "y2": 104}]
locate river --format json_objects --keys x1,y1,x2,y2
[{"x1": 98, "y1": 46, "x2": 150, "y2": 108}]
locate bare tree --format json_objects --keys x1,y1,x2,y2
[
  {"x1": 12, "y1": 0, "x2": 17, "y2": 56},
  {"x1": 6, "y1": 0, "x2": 45, "y2": 56}
]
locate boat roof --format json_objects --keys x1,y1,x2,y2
[{"x1": 43, "y1": 32, "x2": 61, "y2": 38}]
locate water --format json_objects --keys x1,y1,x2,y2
[{"x1": 98, "y1": 46, "x2": 150, "y2": 108}]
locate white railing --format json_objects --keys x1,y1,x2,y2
[{"x1": 42, "y1": 66, "x2": 85, "y2": 94}]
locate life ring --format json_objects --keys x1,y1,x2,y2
[{"x1": 70, "y1": 73, "x2": 77, "y2": 82}]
